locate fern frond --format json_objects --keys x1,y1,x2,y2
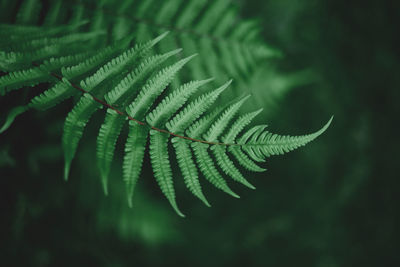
[
  {"x1": 0, "y1": 52, "x2": 91, "y2": 96},
  {"x1": 239, "y1": 117, "x2": 334, "y2": 160},
  {"x1": 212, "y1": 145, "x2": 255, "y2": 189},
  {"x1": 126, "y1": 54, "x2": 196, "y2": 119},
  {"x1": 186, "y1": 107, "x2": 224, "y2": 139},
  {"x1": 204, "y1": 95, "x2": 251, "y2": 142},
  {"x1": 146, "y1": 78, "x2": 213, "y2": 127},
  {"x1": 96, "y1": 50, "x2": 183, "y2": 191},
  {"x1": 0, "y1": 21, "x2": 89, "y2": 48},
  {"x1": 1, "y1": 32, "x2": 105, "y2": 71},
  {"x1": 172, "y1": 137, "x2": 210, "y2": 207},
  {"x1": 166, "y1": 80, "x2": 232, "y2": 134},
  {"x1": 61, "y1": 38, "x2": 130, "y2": 80},
  {"x1": 104, "y1": 48, "x2": 182, "y2": 105},
  {"x1": 61, "y1": 33, "x2": 169, "y2": 181},
  {"x1": 123, "y1": 122, "x2": 147, "y2": 207},
  {"x1": 192, "y1": 142, "x2": 240, "y2": 198},
  {"x1": 175, "y1": 0, "x2": 206, "y2": 28},
  {"x1": 228, "y1": 146, "x2": 266, "y2": 172},
  {"x1": 222, "y1": 109, "x2": 263, "y2": 143},
  {"x1": 12, "y1": 32, "x2": 104, "y2": 53},
  {"x1": 97, "y1": 110, "x2": 126, "y2": 194},
  {"x1": 80, "y1": 31, "x2": 168, "y2": 93},
  {"x1": 195, "y1": 0, "x2": 231, "y2": 34},
  {"x1": 42, "y1": 0, "x2": 63, "y2": 26},
  {"x1": 0, "y1": 18, "x2": 332, "y2": 217},
  {"x1": 150, "y1": 130, "x2": 185, "y2": 217},
  {"x1": 16, "y1": 0, "x2": 41, "y2": 25},
  {"x1": 29, "y1": 79, "x2": 78, "y2": 111},
  {"x1": 0, "y1": 67, "x2": 54, "y2": 95},
  {"x1": 237, "y1": 125, "x2": 268, "y2": 162},
  {"x1": 62, "y1": 94, "x2": 101, "y2": 180},
  {"x1": 0, "y1": 106, "x2": 29, "y2": 134}
]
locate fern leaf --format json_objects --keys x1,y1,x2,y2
[
  {"x1": 123, "y1": 122, "x2": 147, "y2": 207},
  {"x1": 29, "y1": 78, "x2": 76, "y2": 111},
  {"x1": 79, "y1": 32, "x2": 166, "y2": 92},
  {"x1": 62, "y1": 94, "x2": 101, "y2": 180},
  {"x1": 0, "y1": 4, "x2": 335, "y2": 218},
  {"x1": 186, "y1": 107, "x2": 224, "y2": 139},
  {"x1": 1, "y1": 32, "x2": 105, "y2": 71},
  {"x1": 0, "y1": 67, "x2": 54, "y2": 95},
  {"x1": 63, "y1": 69, "x2": 130, "y2": 181},
  {"x1": 222, "y1": 108, "x2": 263, "y2": 143},
  {"x1": 61, "y1": 34, "x2": 169, "y2": 181},
  {"x1": 105, "y1": 48, "x2": 182, "y2": 105},
  {"x1": 149, "y1": 130, "x2": 185, "y2": 217},
  {"x1": 0, "y1": 51, "x2": 91, "y2": 96},
  {"x1": 199, "y1": 38, "x2": 226, "y2": 81},
  {"x1": 155, "y1": 0, "x2": 183, "y2": 24},
  {"x1": 61, "y1": 34, "x2": 134, "y2": 80},
  {"x1": 195, "y1": 0, "x2": 230, "y2": 34},
  {"x1": 16, "y1": 0, "x2": 41, "y2": 25},
  {"x1": 126, "y1": 54, "x2": 196, "y2": 119},
  {"x1": 176, "y1": 0, "x2": 208, "y2": 28},
  {"x1": 213, "y1": 8, "x2": 236, "y2": 36},
  {"x1": 240, "y1": 117, "x2": 333, "y2": 160},
  {"x1": 0, "y1": 21, "x2": 89, "y2": 49},
  {"x1": 166, "y1": 80, "x2": 232, "y2": 133},
  {"x1": 212, "y1": 145, "x2": 255, "y2": 189},
  {"x1": 13, "y1": 32, "x2": 104, "y2": 53},
  {"x1": 0, "y1": 106, "x2": 29, "y2": 134},
  {"x1": 237, "y1": 125, "x2": 267, "y2": 162},
  {"x1": 204, "y1": 95, "x2": 251, "y2": 142},
  {"x1": 179, "y1": 34, "x2": 207, "y2": 81},
  {"x1": 96, "y1": 110, "x2": 126, "y2": 194},
  {"x1": 228, "y1": 146, "x2": 266, "y2": 172},
  {"x1": 218, "y1": 40, "x2": 240, "y2": 78},
  {"x1": 42, "y1": 0, "x2": 63, "y2": 26},
  {"x1": 191, "y1": 143, "x2": 239, "y2": 198},
  {"x1": 172, "y1": 137, "x2": 210, "y2": 207},
  {"x1": 146, "y1": 78, "x2": 213, "y2": 127}
]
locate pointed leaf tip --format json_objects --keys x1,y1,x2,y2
[
  {"x1": 183, "y1": 53, "x2": 198, "y2": 62},
  {"x1": 239, "y1": 94, "x2": 252, "y2": 103},
  {"x1": 101, "y1": 175, "x2": 109, "y2": 196},
  {"x1": 0, "y1": 106, "x2": 28, "y2": 134},
  {"x1": 166, "y1": 48, "x2": 183, "y2": 57},
  {"x1": 128, "y1": 199, "x2": 133, "y2": 208},
  {"x1": 315, "y1": 116, "x2": 334, "y2": 137},
  {"x1": 158, "y1": 31, "x2": 170, "y2": 39},
  {"x1": 174, "y1": 205, "x2": 186, "y2": 217},
  {"x1": 227, "y1": 189, "x2": 240, "y2": 199},
  {"x1": 232, "y1": 193, "x2": 240, "y2": 199},
  {"x1": 64, "y1": 162, "x2": 71, "y2": 181}
]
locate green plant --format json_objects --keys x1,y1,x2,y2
[{"x1": 0, "y1": 0, "x2": 332, "y2": 217}]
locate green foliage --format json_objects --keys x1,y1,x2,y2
[{"x1": 0, "y1": 0, "x2": 331, "y2": 217}]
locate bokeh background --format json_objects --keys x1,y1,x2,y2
[{"x1": 1, "y1": 0, "x2": 399, "y2": 266}]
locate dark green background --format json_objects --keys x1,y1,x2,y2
[{"x1": 1, "y1": 0, "x2": 399, "y2": 266}]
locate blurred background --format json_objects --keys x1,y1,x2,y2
[{"x1": 1, "y1": 0, "x2": 399, "y2": 266}]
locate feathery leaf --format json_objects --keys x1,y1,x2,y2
[{"x1": 150, "y1": 130, "x2": 185, "y2": 217}]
